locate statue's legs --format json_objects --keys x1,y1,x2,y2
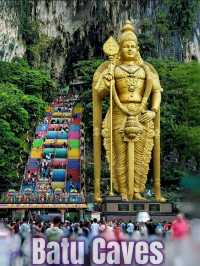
[
  {"x1": 103, "y1": 105, "x2": 155, "y2": 200},
  {"x1": 113, "y1": 128, "x2": 128, "y2": 200},
  {"x1": 134, "y1": 121, "x2": 154, "y2": 195}
]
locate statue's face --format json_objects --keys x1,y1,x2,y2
[{"x1": 120, "y1": 40, "x2": 138, "y2": 61}]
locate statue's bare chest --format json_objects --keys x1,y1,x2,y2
[{"x1": 114, "y1": 65, "x2": 145, "y2": 94}]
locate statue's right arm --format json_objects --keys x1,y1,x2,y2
[
  {"x1": 93, "y1": 61, "x2": 110, "y2": 99},
  {"x1": 92, "y1": 61, "x2": 110, "y2": 134}
]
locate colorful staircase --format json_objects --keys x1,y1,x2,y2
[{"x1": 20, "y1": 94, "x2": 85, "y2": 204}]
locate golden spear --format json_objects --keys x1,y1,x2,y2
[{"x1": 103, "y1": 37, "x2": 119, "y2": 196}]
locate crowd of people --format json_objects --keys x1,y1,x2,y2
[{"x1": 0, "y1": 213, "x2": 199, "y2": 265}]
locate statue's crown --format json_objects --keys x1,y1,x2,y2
[
  {"x1": 121, "y1": 20, "x2": 135, "y2": 33},
  {"x1": 119, "y1": 20, "x2": 137, "y2": 44}
]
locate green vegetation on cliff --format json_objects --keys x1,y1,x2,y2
[
  {"x1": 0, "y1": 59, "x2": 56, "y2": 191},
  {"x1": 150, "y1": 59, "x2": 200, "y2": 186},
  {"x1": 139, "y1": 0, "x2": 200, "y2": 58}
]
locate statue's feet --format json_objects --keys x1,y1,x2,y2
[
  {"x1": 128, "y1": 193, "x2": 134, "y2": 201},
  {"x1": 155, "y1": 196, "x2": 166, "y2": 203},
  {"x1": 121, "y1": 192, "x2": 128, "y2": 201},
  {"x1": 134, "y1": 192, "x2": 147, "y2": 201}
]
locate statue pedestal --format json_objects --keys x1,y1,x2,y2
[{"x1": 101, "y1": 196, "x2": 176, "y2": 222}]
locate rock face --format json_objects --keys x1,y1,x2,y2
[
  {"x1": 186, "y1": 10, "x2": 200, "y2": 61},
  {"x1": 0, "y1": 1, "x2": 25, "y2": 61},
  {"x1": 0, "y1": 0, "x2": 200, "y2": 81}
]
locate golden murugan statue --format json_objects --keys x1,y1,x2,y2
[{"x1": 93, "y1": 21, "x2": 166, "y2": 202}]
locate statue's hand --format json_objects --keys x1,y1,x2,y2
[
  {"x1": 138, "y1": 111, "x2": 155, "y2": 123},
  {"x1": 103, "y1": 71, "x2": 115, "y2": 88}
]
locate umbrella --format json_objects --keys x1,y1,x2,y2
[{"x1": 136, "y1": 211, "x2": 150, "y2": 223}]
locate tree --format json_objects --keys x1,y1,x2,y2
[{"x1": 0, "y1": 59, "x2": 55, "y2": 191}]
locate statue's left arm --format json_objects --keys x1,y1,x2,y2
[
  {"x1": 151, "y1": 74, "x2": 162, "y2": 112},
  {"x1": 145, "y1": 62, "x2": 162, "y2": 112},
  {"x1": 139, "y1": 62, "x2": 162, "y2": 122}
]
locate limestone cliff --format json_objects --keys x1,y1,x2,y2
[{"x1": 0, "y1": 0, "x2": 199, "y2": 82}]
